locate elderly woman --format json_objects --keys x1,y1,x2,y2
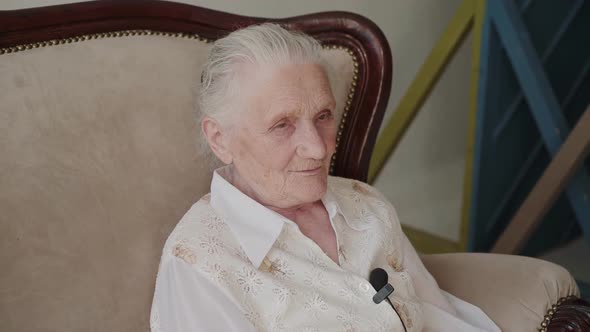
[{"x1": 150, "y1": 24, "x2": 500, "y2": 332}]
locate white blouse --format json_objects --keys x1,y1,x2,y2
[{"x1": 150, "y1": 168, "x2": 500, "y2": 331}]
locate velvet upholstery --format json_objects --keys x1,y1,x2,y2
[{"x1": 422, "y1": 253, "x2": 580, "y2": 331}]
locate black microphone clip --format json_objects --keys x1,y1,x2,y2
[
  {"x1": 369, "y1": 267, "x2": 394, "y2": 304},
  {"x1": 369, "y1": 267, "x2": 407, "y2": 332},
  {"x1": 372, "y1": 283, "x2": 394, "y2": 304}
]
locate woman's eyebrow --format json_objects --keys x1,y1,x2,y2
[
  {"x1": 263, "y1": 92, "x2": 335, "y2": 124},
  {"x1": 315, "y1": 95, "x2": 336, "y2": 110}
]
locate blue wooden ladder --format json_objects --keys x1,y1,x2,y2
[{"x1": 469, "y1": 0, "x2": 590, "y2": 253}]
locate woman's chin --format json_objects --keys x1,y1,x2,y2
[{"x1": 291, "y1": 179, "x2": 327, "y2": 202}]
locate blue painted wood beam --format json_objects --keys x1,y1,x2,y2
[
  {"x1": 489, "y1": 0, "x2": 590, "y2": 241},
  {"x1": 491, "y1": 0, "x2": 584, "y2": 141},
  {"x1": 468, "y1": 11, "x2": 497, "y2": 251}
]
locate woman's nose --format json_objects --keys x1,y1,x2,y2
[{"x1": 296, "y1": 122, "x2": 327, "y2": 160}]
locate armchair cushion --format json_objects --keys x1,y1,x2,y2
[{"x1": 421, "y1": 253, "x2": 580, "y2": 331}]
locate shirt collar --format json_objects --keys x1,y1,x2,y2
[
  {"x1": 209, "y1": 166, "x2": 339, "y2": 269},
  {"x1": 321, "y1": 185, "x2": 339, "y2": 220}
]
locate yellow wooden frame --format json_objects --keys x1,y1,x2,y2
[
  {"x1": 460, "y1": 0, "x2": 485, "y2": 251},
  {"x1": 368, "y1": 0, "x2": 485, "y2": 252}
]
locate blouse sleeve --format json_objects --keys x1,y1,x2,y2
[
  {"x1": 400, "y1": 231, "x2": 500, "y2": 331},
  {"x1": 151, "y1": 256, "x2": 256, "y2": 332},
  {"x1": 400, "y1": 231, "x2": 458, "y2": 315}
]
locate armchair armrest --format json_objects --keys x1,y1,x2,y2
[{"x1": 421, "y1": 253, "x2": 588, "y2": 331}]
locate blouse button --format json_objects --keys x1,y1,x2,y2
[{"x1": 359, "y1": 282, "x2": 371, "y2": 293}]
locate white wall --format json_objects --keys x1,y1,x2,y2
[{"x1": 2, "y1": 0, "x2": 471, "y2": 242}]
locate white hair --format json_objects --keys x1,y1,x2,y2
[{"x1": 198, "y1": 23, "x2": 325, "y2": 128}]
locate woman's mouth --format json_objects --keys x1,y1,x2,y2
[{"x1": 291, "y1": 166, "x2": 322, "y2": 175}]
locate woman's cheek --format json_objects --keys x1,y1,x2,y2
[
  {"x1": 323, "y1": 128, "x2": 337, "y2": 154},
  {"x1": 259, "y1": 136, "x2": 291, "y2": 166}
]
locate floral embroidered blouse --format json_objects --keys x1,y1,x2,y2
[{"x1": 150, "y1": 167, "x2": 500, "y2": 331}]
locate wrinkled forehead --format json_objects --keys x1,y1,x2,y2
[{"x1": 238, "y1": 63, "x2": 335, "y2": 113}]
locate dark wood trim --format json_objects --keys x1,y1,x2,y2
[
  {"x1": 546, "y1": 296, "x2": 590, "y2": 332},
  {"x1": 0, "y1": 0, "x2": 392, "y2": 182}
]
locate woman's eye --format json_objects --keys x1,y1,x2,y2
[
  {"x1": 318, "y1": 110, "x2": 334, "y2": 121},
  {"x1": 271, "y1": 121, "x2": 290, "y2": 131}
]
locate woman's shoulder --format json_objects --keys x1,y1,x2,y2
[
  {"x1": 160, "y1": 194, "x2": 240, "y2": 265},
  {"x1": 327, "y1": 175, "x2": 401, "y2": 230},
  {"x1": 170, "y1": 194, "x2": 217, "y2": 234},
  {"x1": 327, "y1": 175, "x2": 385, "y2": 200}
]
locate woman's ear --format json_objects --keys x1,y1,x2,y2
[{"x1": 201, "y1": 116, "x2": 233, "y2": 164}]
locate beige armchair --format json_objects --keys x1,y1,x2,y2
[{"x1": 1, "y1": 1, "x2": 588, "y2": 331}]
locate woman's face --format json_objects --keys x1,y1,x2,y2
[{"x1": 227, "y1": 63, "x2": 337, "y2": 208}]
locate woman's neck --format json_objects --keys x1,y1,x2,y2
[{"x1": 265, "y1": 200, "x2": 324, "y2": 222}]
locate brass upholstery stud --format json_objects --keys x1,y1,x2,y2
[{"x1": 538, "y1": 295, "x2": 581, "y2": 332}]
